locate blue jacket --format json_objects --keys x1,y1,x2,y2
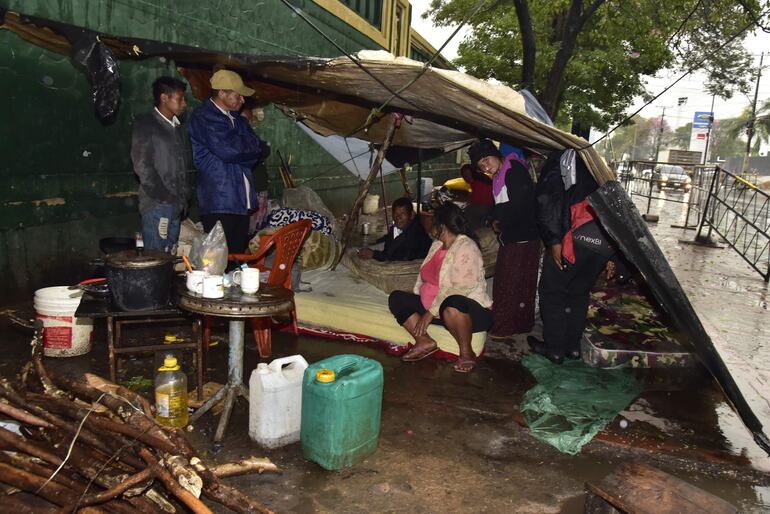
[{"x1": 188, "y1": 99, "x2": 263, "y2": 215}]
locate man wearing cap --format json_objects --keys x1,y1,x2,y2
[{"x1": 188, "y1": 69, "x2": 264, "y2": 254}]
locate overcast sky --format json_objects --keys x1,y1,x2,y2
[{"x1": 409, "y1": 0, "x2": 770, "y2": 137}]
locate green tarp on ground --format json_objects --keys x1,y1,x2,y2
[{"x1": 521, "y1": 355, "x2": 643, "y2": 455}]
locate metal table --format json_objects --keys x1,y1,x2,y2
[
  {"x1": 177, "y1": 283, "x2": 294, "y2": 442},
  {"x1": 75, "y1": 294, "x2": 204, "y2": 400}
]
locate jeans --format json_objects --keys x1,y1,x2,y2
[{"x1": 141, "y1": 203, "x2": 180, "y2": 253}]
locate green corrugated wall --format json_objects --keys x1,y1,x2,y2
[{"x1": 0, "y1": 0, "x2": 457, "y2": 302}]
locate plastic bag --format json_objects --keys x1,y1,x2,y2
[
  {"x1": 520, "y1": 355, "x2": 642, "y2": 455},
  {"x1": 188, "y1": 221, "x2": 228, "y2": 275},
  {"x1": 71, "y1": 37, "x2": 121, "y2": 120},
  {"x1": 559, "y1": 149, "x2": 577, "y2": 190}
]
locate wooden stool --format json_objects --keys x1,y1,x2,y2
[{"x1": 584, "y1": 463, "x2": 737, "y2": 514}]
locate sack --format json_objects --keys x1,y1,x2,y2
[
  {"x1": 572, "y1": 220, "x2": 614, "y2": 258},
  {"x1": 189, "y1": 221, "x2": 228, "y2": 275}
]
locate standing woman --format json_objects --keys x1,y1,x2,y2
[{"x1": 468, "y1": 139, "x2": 541, "y2": 337}]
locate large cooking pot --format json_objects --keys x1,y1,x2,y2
[{"x1": 104, "y1": 250, "x2": 175, "y2": 311}]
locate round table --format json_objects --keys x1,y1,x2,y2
[{"x1": 177, "y1": 283, "x2": 293, "y2": 442}]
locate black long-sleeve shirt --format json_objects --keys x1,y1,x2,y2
[
  {"x1": 492, "y1": 160, "x2": 540, "y2": 244},
  {"x1": 534, "y1": 151, "x2": 599, "y2": 246},
  {"x1": 373, "y1": 216, "x2": 432, "y2": 262}
]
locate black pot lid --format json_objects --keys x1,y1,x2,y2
[{"x1": 105, "y1": 250, "x2": 174, "y2": 269}]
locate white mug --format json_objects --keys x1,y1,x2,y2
[
  {"x1": 186, "y1": 270, "x2": 206, "y2": 295},
  {"x1": 234, "y1": 268, "x2": 260, "y2": 294},
  {"x1": 202, "y1": 275, "x2": 225, "y2": 299}
]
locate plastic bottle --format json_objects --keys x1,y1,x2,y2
[
  {"x1": 249, "y1": 355, "x2": 309, "y2": 448},
  {"x1": 155, "y1": 357, "x2": 188, "y2": 428}
]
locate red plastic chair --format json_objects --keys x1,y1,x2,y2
[{"x1": 203, "y1": 219, "x2": 312, "y2": 358}]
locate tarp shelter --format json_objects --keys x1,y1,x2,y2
[
  {"x1": 3, "y1": 9, "x2": 768, "y2": 455},
  {"x1": 295, "y1": 123, "x2": 399, "y2": 179}
]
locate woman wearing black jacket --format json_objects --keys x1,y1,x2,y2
[{"x1": 468, "y1": 140, "x2": 541, "y2": 337}]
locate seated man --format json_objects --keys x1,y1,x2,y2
[{"x1": 357, "y1": 197, "x2": 432, "y2": 262}]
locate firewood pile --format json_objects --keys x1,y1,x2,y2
[{"x1": 0, "y1": 324, "x2": 279, "y2": 513}]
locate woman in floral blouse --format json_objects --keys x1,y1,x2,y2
[{"x1": 388, "y1": 204, "x2": 492, "y2": 372}]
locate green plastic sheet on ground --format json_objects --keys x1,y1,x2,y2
[{"x1": 520, "y1": 355, "x2": 643, "y2": 455}]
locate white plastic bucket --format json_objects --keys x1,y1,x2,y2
[
  {"x1": 249, "y1": 355, "x2": 308, "y2": 448},
  {"x1": 362, "y1": 194, "x2": 380, "y2": 214},
  {"x1": 34, "y1": 287, "x2": 93, "y2": 357}
]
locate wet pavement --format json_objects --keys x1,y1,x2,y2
[
  {"x1": 0, "y1": 195, "x2": 769, "y2": 512},
  {"x1": 636, "y1": 191, "x2": 770, "y2": 461}
]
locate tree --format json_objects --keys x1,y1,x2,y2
[
  {"x1": 426, "y1": 0, "x2": 763, "y2": 132},
  {"x1": 723, "y1": 99, "x2": 770, "y2": 156},
  {"x1": 709, "y1": 119, "x2": 747, "y2": 160},
  {"x1": 669, "y1": 122, "x2": 693, "y2": 149},
  {"x1": 603, "y1": 116, "x2": 671, "y2": 162}
]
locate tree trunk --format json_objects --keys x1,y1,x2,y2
[
  {"x1": 540, "y1": 0, "x2": 606, "y2": 120},
  {"x1": 512, "y1": 0, "x2": 536, "y2": 90}
]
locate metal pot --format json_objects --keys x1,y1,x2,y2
[{"x1": 104, "y1": 250, "x2": 175, "y2": 311}]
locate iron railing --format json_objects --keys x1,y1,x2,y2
[
  {"x1": 695, "y1": 166, "x2": 770, "y2": 282},
  {"x1": 615, "y1": 161, "x2": 770, "y2": 281}
]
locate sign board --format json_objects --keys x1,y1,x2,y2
[
  {"x1": 693, "y1": 111, "x2": 713, "y2": 129},
  {"x1": 689, "y1": 127, "x2": 709, "y2": 156}
]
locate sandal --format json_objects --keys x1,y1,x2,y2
[
  {"x1": 401, "y1": 343, "x2": 438, "y2": 362},
  {"x1": 453, "y1": 357, "x2": 476, "y2": 373}
]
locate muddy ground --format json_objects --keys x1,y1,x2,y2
[{"x1": 2, "y1": 193, "x2": 769, "y2": 512}]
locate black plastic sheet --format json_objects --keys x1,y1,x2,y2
[
  {"x1": 72, "y1": 37, "x2": 121, "y2": 120},
  {"x1": 590, "y1": 182, "x2": 770, "y2": 455}
]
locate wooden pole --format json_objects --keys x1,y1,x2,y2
[{"x1": 332, "y1": 113, "x2": 402, "y2": 269}]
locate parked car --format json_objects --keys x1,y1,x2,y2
[{"x1": 653, "y1": 164, "x2": 692, "y2": 191}]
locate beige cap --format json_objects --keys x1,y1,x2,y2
[{"x1": 210, "y1": 70, "x2": 255, "y2": 97}]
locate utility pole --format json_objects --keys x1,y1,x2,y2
[
  {"x1": 742, "y1": 52, "x2": 764, "y2": 175},
  {"x1": 702, "y1": 94, "x2": 716, "y2": 165},
  {"x1": 631, "y1": 123, "x2": 638, "y2": 161},
  {"x1": 654, "y1": 106, "x2": 667, "y2": 162}
]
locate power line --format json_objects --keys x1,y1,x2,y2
[
  {"x1": 277, "y1": 0, "x2": 425, "y2": 113},
  {"x1": 343, "y1": 0, "x2": 490, "y2": 137},
  {"x1": 590, "y1": 17, "x2": 758, "y2": 148}
]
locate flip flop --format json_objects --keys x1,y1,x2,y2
[
  {"x1": 453, "y1": 357, "x2": 476, "y2": 373},
  {"x1": 401, "y1": 344, "x2": 438, "y2": 362}
]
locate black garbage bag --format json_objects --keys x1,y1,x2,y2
[{"x1": 72, "y1": 37, "x2": 121, "y2": 120}]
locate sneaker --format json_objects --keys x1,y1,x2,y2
[{"x1": 526, "y1": 336, "x2": 564, "y2": 364}]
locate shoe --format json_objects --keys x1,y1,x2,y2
[
  {"x1": 566, "y1": 349, "x2": 582, "y2": 360},
  {"x1": 526, "y1": 336, "x2": 564, "y2": 364}
]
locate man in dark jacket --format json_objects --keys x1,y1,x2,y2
[
  {"x1": 357, "y1": 197, "x2": 432, "y2": 262},
  {"x1": 131, "y1": 76, "x2": 189, "y2": 252},
  {"x1": 529, "y1": 150, "x2": 614, "y2": 363},
  {"x1": 188, "y1": 70, "x2": 263, "y2": 254}
]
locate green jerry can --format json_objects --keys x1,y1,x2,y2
[{"x1": 301, "y1": 354, "x2": 384, "y2": 470}]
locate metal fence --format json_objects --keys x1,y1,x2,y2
[
  {"x1": 695, "y1": 166, "x2": 770, "y2": 282},
  {"x1": 616, "y1": 160, "x2": 702, "y2": 220},
  {"x1": 615, "y1": 161, "x2": 770, "y2": 281}
]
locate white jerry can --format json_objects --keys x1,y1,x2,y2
[{"x1": 248, "y1": 355, "x2": 309, "y2": 448}]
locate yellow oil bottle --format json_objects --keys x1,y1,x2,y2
[{"x1": 155, "y1": 357, "x2": 188, "y2": 428}]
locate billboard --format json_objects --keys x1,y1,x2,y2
[{"x1": 689, "y1": 112, "x2": 713, "y2": 157}]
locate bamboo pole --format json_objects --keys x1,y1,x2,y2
[{"x1": 333, "y1": 112, "x2": 402, "y2": 269}]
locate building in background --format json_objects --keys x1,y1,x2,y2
[{"x1": 0, "y1": 0, "x2": 456, "y2": 300}]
